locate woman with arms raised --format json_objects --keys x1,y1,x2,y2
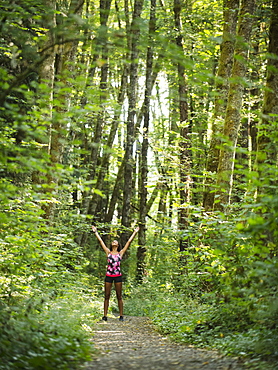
[{"x1": 92, "y1": 225, "x2": 139, "y2": 321}]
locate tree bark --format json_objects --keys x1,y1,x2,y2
[
  {"x1": 78, "y1": 0, "x2": 112, "y2": 221},
  {"x1": 105, "y1": 160, "x2": 125, "y2": 223},
  {"x1": 44, "y1": 0, "x2": 85, "y2": 220},
  {"x1": 88, "y1": 64, "x2": 128, "y2": 218},
  {"x1": 77, "y1": 66, "x2": 127, "y2": 247},
  {"x1": 173, "y1": 0, "x2": 190, "y2": 252},
  {"x1": 32, "y1": 0, "x2": 56, "y2": 194},
  {"x1": 137, "y1": 0, "x2": 156, "y2": 282},
  {"x1": 121, "y1": 0, "x2": 144, "y2": 245},
  {"x1": 215, "y1": 0, "x2": 256, "y2": 212},
  {"x1": 257, "y1": 0, "x2": 278, "y2": 166},
  {"x1": 203, "y1": 0, "x2": 240, "y2": 210}
]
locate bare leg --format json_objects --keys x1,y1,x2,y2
[
  {"x1": 115, "y1": 282, "x2": 123, "y2": 316},
  {"x1": 104, "y1": 282, "x2": 112, "y2": 316}
]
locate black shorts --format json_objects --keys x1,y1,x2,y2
[{"x1": 105, "y1": 275, "x2": 123, "y2": 283}]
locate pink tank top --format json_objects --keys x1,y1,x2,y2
[{"x1": 106, "y1": 253, "x2": 122, "y2": 277}]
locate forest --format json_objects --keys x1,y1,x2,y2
[{"x1": 0, "y1": 0, "x2": 277, "y2": 368}]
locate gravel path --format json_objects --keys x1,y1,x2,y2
[{"x1": 82, "y1": 315, "x2": 244, "y2": 370}]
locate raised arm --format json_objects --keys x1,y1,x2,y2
[
  {"x1": 120, "y1": 226, "x2": 140, "y2": 257},
  {"x1": 91, "y1": 226, "x2": 110, "y2": 255}
]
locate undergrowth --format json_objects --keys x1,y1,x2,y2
[
  {"x1": 125, "y1": 279, "x2": 278, "y2": 370},
  {"x1": 0, "y1": 286, "x2": 102, "y2": 370}
]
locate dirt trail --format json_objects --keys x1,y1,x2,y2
[{"x1": 82, "y1": 315, "x2": 243, "y2": 370}]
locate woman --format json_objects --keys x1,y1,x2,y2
[{"x1": 91, "y1": 225, "x2": 139, "y2": 321}]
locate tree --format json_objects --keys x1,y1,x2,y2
[
  {"x1": 121, "y1": 0, "x2": 144, "y2": 245},
  {"x1": 257, "y1": 0, "x2": 278, "y2": 167},
  {"x1": 215, "y1": 0, "x2": 256, "y2": 211},
  {"x1": 173, "y1": 0, "x2": 190, "y2": 252},
  {"x1": 136, "y1": 0, "x2": 157, "y2": 281},
  {"x1": 203, "y1": 0, "x2": 240, "y2": 211}
]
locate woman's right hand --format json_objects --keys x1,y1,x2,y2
[{"x1": 92, "y1": 225, "x2": 97, "y2": 233}]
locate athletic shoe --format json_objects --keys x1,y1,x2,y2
[
  {"x1": 119, "y1": 316, "x2": 124, "y2": 321},
  {"x1": 102, "y1": 316, "x2": 107, "y2": 321}
]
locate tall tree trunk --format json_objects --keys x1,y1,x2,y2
[
  {"x1": 75, "y1": 0, "x2": 112, "y2": 245},
  {"x1": 105, "y1": 160, "x2": 125, "y2": 223},
  {"x1": 121, "y1": 0, "x2": 144, "y2": 245},
  {"x1": 38, "y1": 1, "x2": 56, "y2": 102},
  {"x1": 39, "y1": 0, "x2": 84, "y2": 220},
  {"x1": 203, "y1": 0, "x2": 240, "y2": 211},
  {"x1": 152, "y1": 149, "x2": 171, "y2": 228},
  {"x1": 78, "y1": 65, "x2": 124, "y2": 246},
  {"x1": 215, "y1": 0, "x2": 256, "y2": 212},
  {"x1": 145, "y1": 181, "x2": 160, "y2": 215},
  {"x1": 32, "y1": 0, "x2": 56, "y2": 187},
  {"x1": 256, "y1": 0, "x2": 278, "y2": 176},
  {"x1": 104, "y1": 64, "x2": 159, "y2": 226},
  {"x1": 173, "y1": 0, "x2": 190, "y2": 252},
  {"x1": 137, "y1": 0, "x2": 156, "y2": 281},
  {"x1": 79, "y1": 0, "x2": 112, "y2": 218},
  {"x1": 88, "y1": 65, "x2": 128, "y2": 219},
  {"x1": 41, "y1": 0, "x2": 84, "y2": 220}
]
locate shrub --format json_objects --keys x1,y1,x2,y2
[{"x1": 0, "y1": 291, "x2": 100, "y2": 369}]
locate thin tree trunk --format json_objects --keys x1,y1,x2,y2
[
  {"x1": 38, "y1": 0, "x2": 84, "y2": 220},
  {"x1": 145, "y1": 182, "x2": 160, "y2": 215},
  {"x1": 77, "y1": 0, "x2": 112, "y2": 231},
  {"x1": 121, "y1": 0, "x2": 144, "y2": 245},
  {"x1": 257, "y1": 0, "x2": 278, "y2": 171},
  {"x1": 215, "y1": 0, "x2": 256, "y2": 211},
  {"x1": 77, "y1": 66, "x2": 127, "y2": 247},
  {"x1": 173, "y1": 0, "x2": 190, "y2": 252},
  {"x1": 32, "y1": 0, "x2": 56, "y2": 190},
  {"x1": 135, "y1": 62, "x2": 160, "y2": 131},
  {"x1": 103, "y1": 64, "x2": 159, "y2": 226},
  {"x1": 88, "y1": 65, "x2": 128, "y2": 217},
  {"x1": 105, "y1": 160, "x2": 125, "y2": 223},
  {"x1": 137, "y1": 0, "x2": 156, "y2": 282},
  {"x1": 203, "y1": 0, "x2": 240, "y2": 210},
  {"x1": 38, "y1": 1, "x2": 56, "y2": 99}
]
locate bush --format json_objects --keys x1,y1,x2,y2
[{"x1": 0, "y1": 291, "x2": 100, "y2": 369}]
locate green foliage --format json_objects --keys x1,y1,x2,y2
[
  {"x1": 126, "y1": 276, "x2": 277, "y2": 368},
  {"x1": 124, "y1": 187, "x2": 278, "y2": 367},
  {"x1": 0, "y1": 291, "x2": 99, "y2": 369},
  {"x1": 0, "y1": 0, "x2": 277, "y2": 369},
  {"x1": 0, "y1": 166, "x2": 100, "y2": 369}
]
